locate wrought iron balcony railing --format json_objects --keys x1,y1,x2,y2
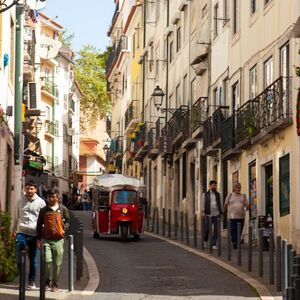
[
  {"x1": 45, "y1": 121, "x2": 57, "y2": 137},
  {"x1": 221, "y1": 115, "x2": 235, "y2": 153},
  {"x1": 155, "y1": 117, "x2": 165, "y2": 145},
  {"x1": 192, "y1": 97, "x2": 208, "y2": 132},
  {"x1": 125, "y1": 101, "x2": 138, "y2": 130},
  {"x1": 167, "y1": 105, "x2": 189, "y2": 140},
  {"x1": 147, "y1": 128, "x2": 156, "y2": 151},
  {"x1": 42, "y1": 78, "x2": 58, "y2": 98},
  {"x1": 106, "y1": 36, "x2": 128, "y2": 76}
]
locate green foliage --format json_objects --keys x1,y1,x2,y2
[
  {"x1": 0, "y1": 211, "x2": 18, "y2": 282},
  {"x1": 75, "y1": 45, "x2": 111, "y2": 130},
  {"x1": 59, "y1": 29, "x2": 75, "y2": 48}
]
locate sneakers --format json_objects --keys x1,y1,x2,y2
[
  {"x1": 212, "y1": 245, "x2": 218, "y2": 250},
  {"x1": 51, "y1": 283, "x2": 58, "y2": 292},
  {"x1": 27, "y1": 282, "x2": 38, "y2": 290}
]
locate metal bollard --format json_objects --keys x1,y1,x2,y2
[
  {"x1": 269, "y1": 231, "x2": 274, "y2": 285},
  {"x1": 237, "y1": 222, "x2": 242, "y2": 266},
  {"x1": 193, "y1": 214, "x2": 197, "y2": 248},
  {"x1": 180, "y1": 212, "x2": 184, "y2": 242},
  {"x1": 151, "y1": 207, "x2": 156, "y2": 232},
  {"x1": 259, "y1": 228, "x2": 264, "y2": 277},
  {"x1": 200, "y1": 215, "x2": 205, "y2": 250},
  {"x1": 156, "y1": 208, "x2": 159, "y2": 234},
  {"x1": 227, "y1": 220, "x2": 231, "y2": 261},
  {"x1": 168, "y1": 209, "x2": 171, "y2": 238},
  {"x1": 40, "y1": 244, "x2": 46, "y2": 300},
  {"x1": 68, "y1": 235, "x2": 74, "y2": 292},
  {"x1": 277, "y1": 236, "x2": 282, "y2": 291},
  {"x1": 162, "y1": 208, "x2": 166, "y2": 236},
  {"x1": 185, "y1": 213, "x2": 189, "y2": 245},
  {"x1": 248, "y1": 226, "x2": 253, "y2": 272},
  {"x1": 208, "y1": 216, "x2": 213, "y2": 253},
  {"x1": 287, "y1": 244, "x2": 293, "y2": 288},
  {"x1": 174, "y1": 210, "x2": 178, "y2": 239},
  {"x1": 19, "y1": 250, "x2": 26, "y2": 300},
  {"x1": 217, "y1": 217, "x2": 221, "y2": 257},
  {"x1": 283, "y1": 239, "x2": 288, "y2": 291}
]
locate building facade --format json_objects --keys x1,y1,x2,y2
[{"x1": 107, "y1": 0, "x2": 300, "y2": 249}]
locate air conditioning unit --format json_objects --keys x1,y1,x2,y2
[{"x1": 28, "y1": 82, "x2": 40, "y2": 109}]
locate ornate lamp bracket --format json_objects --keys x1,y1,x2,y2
[{"x1": 0, "y1": 0, "x2": 21, "y2": 13}]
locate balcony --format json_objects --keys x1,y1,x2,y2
[
  {"x1": 124, "y1": 101, "x2": 139, "y2": 134},
  {"x1": 147, "y1": 128, "x2": 159, "y2": 159},
  {"x1": 191, "y1": 97, "x2": 208, "y2": 139},
  {"x1": 220, "y1": 77, "x2": 293, "y2": 158},
  {"x1": 203, "y1": 107, "x2": 227, "y2": 155},
  {"x1": 41, "y1": 78, "x2": 58, "y2": 99},
  {"x1": 44, "y1": 120, "x2": 57, "y2": 138},
  {"x1": 134, "y1": 124, "x2": 148, "y2": 161},
  {"x1": 106, "y1": 36, "x2": 128, "y2": 76}
]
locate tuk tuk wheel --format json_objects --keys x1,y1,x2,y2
[
  {"x1": 121, "y1": 224, "x2": 128, "y2": 241},
  {"x1": 93, "y1": 232, "x2": 100, "y2": 239}
]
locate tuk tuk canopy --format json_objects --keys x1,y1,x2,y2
[{"x1": 93, "y1": 174, "x2": 146, "y2": 192}]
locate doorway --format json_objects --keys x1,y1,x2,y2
[
  {"x1": 5, "y1": 146, "x2": 12, "y2": 212},
  {"x1": 190, "y1": 162, "x2": 196, "y2": 213},
  {"x1": 265, "y1": 163, "x2": 273, "y2": 218}
]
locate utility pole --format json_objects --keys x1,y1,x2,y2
[{"x1": 14, "y1": 2, "x2": 25, "y2": 200}]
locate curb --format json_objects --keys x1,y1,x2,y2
[{"x1": 145, "y1": 231, "x2": 275, "y2": 300}]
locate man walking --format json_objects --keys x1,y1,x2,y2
[
  {"x1": 12, "y1": 181, "x2": 46, "y2": 289},
  {"x1": 202, "y1": 180, "x2": 223, "y2": 249}
]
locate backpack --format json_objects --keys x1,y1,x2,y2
[{"x1": 42, "y1": 204, "x2": 65, "y2": 240}]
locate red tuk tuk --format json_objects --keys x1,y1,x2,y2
[{"x1": 92, "y1": 174, "x2": 146, "y2": 241}]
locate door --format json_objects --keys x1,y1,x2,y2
[
  {"x1": 98, "y1": 191, "x2": 109, "y2": 233},
  {"x1": 265, "y1": 164, "x2": 273, "y2": 218},
  {"x1": 190, "y1": 162, "x2": 196, "y2": 213}
]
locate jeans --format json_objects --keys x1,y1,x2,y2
[
  {"x1": 204, "y1": 215, "x2": 220, "y2": 246},
  {"x1": 230, "y1": 218, "x2": 245, "y2": 249},
  {"x1": 44, "y1": 239, "x2": 64, "y2": 285},
  {"x1": 16, "y1": 233, "x2": 39, "y2": 284}
]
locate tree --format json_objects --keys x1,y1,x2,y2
[
  {"x1": 59, "y1": 29, "x2": 75, "y2": 48},
  {"x1": 75, "y1": 45, "x2": 110, "y2": 130}
]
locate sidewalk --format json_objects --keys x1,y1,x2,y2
[
  {"x1": 0, "y1": 239, "x2": 89, "y2": 300},
  {"x1": 146, "y1": 217, "x2": 282, "y2": 300}
]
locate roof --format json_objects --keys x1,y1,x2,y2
[{"x1": 93, "y1": 174, "x2": 146, "y2": 192}]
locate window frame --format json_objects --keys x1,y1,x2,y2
[{"x1": 279, "y1": 153, "x2": 290, "y2": 217}]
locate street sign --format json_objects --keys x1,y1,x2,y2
[{"x1": 159, "y1": 136, "x2": 172, "y2": 154}]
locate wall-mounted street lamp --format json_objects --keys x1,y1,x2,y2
[
  {"x1": 103, "y1": 144, "x2": 109, "y2": 155},
  {"x1": 152, "y1": 86, "x2": 165, "y2": 110}
]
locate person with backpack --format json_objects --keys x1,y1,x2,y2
[
  {"x1": 37, "y1": 188, "x2": 70, "y2": 292},
  {"x1": 223, "y1": 182, "x2": 249, "y2": 249},
  {"x1": 12, "y1": 180, "x2": 46, "y2": 290}
]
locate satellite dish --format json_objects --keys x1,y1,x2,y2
[
  {"x1": 36, "y1": 36, "x2": 61, "y2": 59},
  {"x1": 26, "y1": 0, "x2": 46, "y2": 10}
]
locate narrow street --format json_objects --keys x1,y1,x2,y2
[{"x1": 72, "y1": 211, "x2": 259, "y2": 299}]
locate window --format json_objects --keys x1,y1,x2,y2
[
  {"x1": 132, "y1": 32, "x2": 136, "y2": 57},
  {"x1": 183, "y1": 74, "x2": 188, "y2": 105},
  {"x1": 280, "y1": 44, "x2": 289, "y2": 78},
  {"x1": 63, "y1": 124, "x2": 68, "y2": 143},
  {"x1": 264, "y1": 57, "x2": 273, "y2": 87},
  {"x1": 279, "y1": 154, "x2": 290, "y2": 216},
  {"x1": 249, "y1": 65, "x2": 257, "y2": 99},
  {"x1": 182, "y1": 152, "x2": 187, "y2": 199},
  {"x1": 222, "y1": 78, "x2": 228, "y2": 106},
  {"x1": 64, "y1": 66, "x2": 69, "y2": 80},
  {"x1": 232, "y1": 81, "x2": 240, "y2": 114},
  {"x1": 137, "y1": 25, "x2": 140, "y2": 49},
  {"x1": 176, "y1": 26, "x2": 181, "y2": 52},
  {"x1": 149, "y1": 45, "x2": 154, "y2": 72},
  {"x1": 223, "y1": 0, "x2": 229, "y2": 24},
  {"x1": 176, "y1": 83, "x2": 181, "y2": 107},
  {"x1": 214, "y1": 3, "x2": 219, "y2": 37},
  {"x1": 112, "y1": 190, "x2": 137, "y2": 204},
  {"x1": 233, "y1": 0, "x2": 238, "y2": 34},
  {"x1": 63, "y1": 160, "x2": 68, "y2": 177},
  {"x1": 64, "y1": 94, "x2": 68, "y2": 110},
  {"x1": 213, "y1": 87, "x2": 218, "y2": 108},
  {"x1": 183, "y1": 6, "x2": 188, "y2": 42},
  {"x1": 191, "y1": 78, "x2": 196, "y2": 103},
  {"x1": 155, "y1": 46, "x2": 160, "y2": 76},
  {"x1": 45, "y1": 106, "x2": 51, "y2": 120},
  {"x1": 250, "y1": 0, "x2": 257, "y2": 14},
  {"x1": 169, "y1": 40, "x2": 174, "y2": 63}
]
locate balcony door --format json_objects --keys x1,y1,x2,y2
[
  {"x1": 264, "y1": 163, "x2": 273, "y2": 218},
  {"x1": 264, "y1": 57, "x2": 274, "y2": 123}
]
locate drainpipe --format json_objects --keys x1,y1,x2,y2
[
  {"x1": 165, "y1": 0, "x2": 169, "y2": 122},
  {"x1": 14, "y1": 3, "x2": 25, "y2": 201},
  {"x1": 142, "y1": 1, "x2": 147, "y2": 122}
]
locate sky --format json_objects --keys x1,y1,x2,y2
[{"x1": 43, "y1": 0, "x2": 115, "y2": 52}]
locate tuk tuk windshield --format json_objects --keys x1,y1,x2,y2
[{"x1": 112, "y1": 190, "x2": 137, "y2": 204}]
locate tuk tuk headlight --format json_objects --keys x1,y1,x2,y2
[{"x1": 122, "y1": 208, "x2": 128, "y2": 214}]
